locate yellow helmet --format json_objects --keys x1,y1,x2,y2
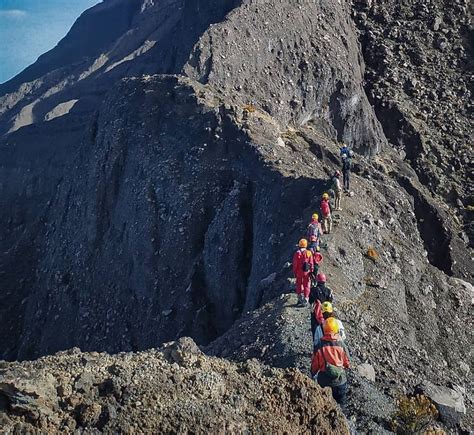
[
  {"x1": 322, "y1": 193, "x2": 329, "y2": 200},
  {"x1": 312, "y1": 213, "x2": 318, "y2": 220},
  {"x1": 321, "y1": 301, "x2": 333, "y2": 313},
  {"x1": 323, "y1": 317, "x2": 339, "y2": 335},
  {"x1": 298, "y1": 239, "x2": 308, "y2": 248}
]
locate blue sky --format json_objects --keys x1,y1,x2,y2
[{"x1": 0, "y1": 0, "x2": 100, "y2": 84}]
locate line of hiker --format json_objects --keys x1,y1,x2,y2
[{"x1": 292, "y1": 144, "x2": 353, "y2": 405}]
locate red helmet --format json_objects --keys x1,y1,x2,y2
[{"x1": 316, "y1": 273, "x2": 326, "y2": 283}]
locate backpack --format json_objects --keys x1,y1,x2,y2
[
  {"x1": 325, "y1": 361, "x2": 344, "y2": 380},
  {"x1": 321, "y1": 346, "x2": 344, "y2": 380},
  {"x1": 313, "y1": 284, "x2": 333, "y2": 304},
  {"x1": 307, "y1": 222, "x2": 321, "y2": 241},
  {"x1": 320, "y1": 200, "x2": 330, "y2": 217},
  {"x1": 342, "y1": 158, "x2": 351, "y2": 172},
  {"x1": 332, "y1": 177, "x2": 341, "y2": 192},
  {"x1": 302, "y1": 251, "x2": 311, "y2": 273}
]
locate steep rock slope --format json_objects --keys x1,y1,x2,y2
[
  {"x1": 184, "y1": 0, "x2": 387, "y2": 154},
  {"x1": 0, "y1": 0, "x2": 390, "y2": 359},
  {"x1": 0, "y1": 0, "x2": 471, "y2": 431},
  {"x1": 353, "y1": 0, "x2": 473, "y2": 245},
  {"x1": 0, "y1": 0, "x2": 242, "y2": 134},
  {"x1": 205, "y1": 138, "x2": 474, "y2": 430},
  {"x1": 0, "y1": 338, "x2": 349, "y2": 433}
]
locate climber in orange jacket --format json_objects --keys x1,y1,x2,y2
[
  {"x1": 311, "y1": 318, "x2": 350, "y2": 404},
  {"x1": 292, "y1": 239, "x2": 314, "y2": 306}
]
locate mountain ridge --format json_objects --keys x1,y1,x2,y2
[{"x1": 0, "y1": 0, "x2": 472, "y2": 431}]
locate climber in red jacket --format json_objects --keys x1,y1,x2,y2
[
  {"x1": 292, "y1": 239, "x2": 314, "y2": 306},
  {"x1": 320, "y1": 193, "x2": 332, "y2": 234},
  {"x1": 311, "y1": 317, "x2": 350, "y2": 404}
]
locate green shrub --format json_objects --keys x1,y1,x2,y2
[{"x1": 391, "y1": 394, "x2": 439, "y2": 434}]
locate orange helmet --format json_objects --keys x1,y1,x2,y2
[{"x1": 298, "y1": 239, "x2": 308, "y2": 248}]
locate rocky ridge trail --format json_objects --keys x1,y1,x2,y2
[
  {"x1": 206, "y1": 133, "x2": 473, "y2": 432},
  {"x1": 0, "y1": 0, "x2": 397, "y2": 360},
  {"x1": 0, "y1": 0, "x2": 472, "y2": 432},
  {"x1": 0, "y1": 338, "x2": 349, "y2": 433}
]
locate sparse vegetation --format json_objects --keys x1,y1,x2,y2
[
  {"x1": 243, "y1": 104, "x2": 256, "y2": 114},
  {"x1": 391, "y1": 394, "x2": 439, "y2": 434},
  {"x1": 366, "y1": 247, "x2": 379, "y2": 262}
]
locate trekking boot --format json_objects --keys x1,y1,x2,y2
[{"x1": 297, "y1": 294, "x2": 303, "y2": 306}]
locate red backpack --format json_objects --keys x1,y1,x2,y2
[{"x1": 320, "y1": 200, "x2": 330, "y2": 217}]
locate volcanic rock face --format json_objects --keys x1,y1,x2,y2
[
  {"x1": 0, "y1": 0, "x2": 472, "y2": 431},
  {"x1": 0, "y1": 0, "x2": 392, "y2": 360},
  {"x1": 0, "y1": 2, "x2": 471, "y2": 422},
  {"x1": 353, "y1": 0, "x2": 473, "y2": 245}
]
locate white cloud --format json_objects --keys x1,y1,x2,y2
[{"x1": 0, "y1": 9, "x2": 27, "y2": 18}]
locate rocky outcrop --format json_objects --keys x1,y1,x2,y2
[
  {"x1": 0, "y1": 339, "x2": 349, "y2": 433},
  {"x1": 184, "y1": 0, "x2": 387, "y2": 154}
]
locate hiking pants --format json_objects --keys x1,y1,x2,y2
[
  {"x1": 331, "y1": 382, "x2": 347, "y2": 405},
  {"x1": 335, "y1": 191, "x2": 342, "y2": 210},
  {"x1": 311, "y1": 313, "x2": 323, "y2": 340},
  {"x1": 322, "y1": 216, "x2": 332, "y2": 234},
  {"x1": 295, "y1": 274, "x2": 311, "y2": 299},
  {"x1": 343, "y1": 170, "x2": 350, "y2": 190}
]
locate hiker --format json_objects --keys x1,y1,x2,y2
[
  {"x1": 309, "y1": 273, "x2": 333, "y2": 337},
  {"x1": 292, "y1": 239, "x2": 314, "y2": 306},
  {"x1": 340, "y1": 143, "x2": 349, "y2": 158},
  {"x1": 311, "y1": 273, "x2": 334, "y2": 304},
  {"x1": 320, "y1": 193, "x2": 332, "y2": 234},
  {"x1": 341, "y1": 153, "x2": 352, "y2": 192},
  {"x1": 306, "y1": 213, "x2": 322, "y2": 243},
  {"x1": 311, "y1": 317, "x2": 350, "y2": 405},
  {"x1": 331, "y1": 171, "x2": 343, "y2": 211},
  {"x1": 308, "y1": 235, "x2": 319, "y2": 254},
  {"x1": 308, "y1": 248, "x2": 323, "y2": 276},
  {"x1": 314, "y1": 302, "x2": 346, "y2": 347}
]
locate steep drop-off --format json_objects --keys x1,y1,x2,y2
[
  {"x1": 0, "y1": 0, "x2": 472, "y2": 431},
  {"x1": 0, "y1": 0, "x2": 471, "y2": 399},
  {"x1": 0, "y1": 0, "x2": 393, "y2": 360}
]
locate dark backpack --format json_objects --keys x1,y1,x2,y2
[
  {"x1": 309, "y1": 284, "x2": 332, "y2": 305},
  {"x1": 302, "y1": 251, "x2": 311, "y2": 273},
  {"x1": 342, "y1": 158, "x2": 351, "y2": 172}
]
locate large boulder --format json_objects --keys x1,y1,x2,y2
[
  {"x1": 418, "y1": 382, "x2": 466, "y2": 427},
  {"x1": 0, "y1": 369, "x2": 59, "y2": 424}
]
